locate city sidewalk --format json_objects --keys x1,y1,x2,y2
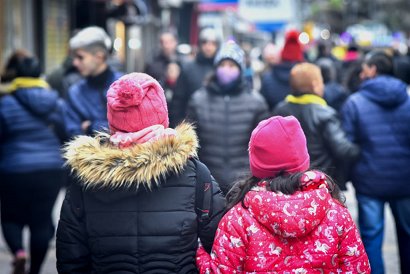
[{"x1": 0, "y1": 183, "x2": 400, "y2": 273}]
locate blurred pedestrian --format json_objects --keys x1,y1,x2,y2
[
  {"x1": 163, "y1": 61, "x2": 181, "y2": 104},
  {"x1": 196, "y1": 116, "x2": 370, "y2": 273},
  {"x1": 260, "y1": 29, "x2": 304, "y2": 111},
  {"x1": 341, "y1": 50, "x2": 410, "y2": 274},
  {"x1": 169, "y1": 27, "x2": 220, "y2": 126},
  {"x1": 64, "y1": 26, "x2": 122, "y2": 137},
  {"x1": 261, "y1": 42, "x2": 281, "y2": 73},
  {"x1": 145, "y1": 30, "x2": 182, "y2": 86},
  {"x1": 341, "y1": 43, "x2": 363, "y2": 93},
  {"x1": 56, "y1": 73, "x2": 226, "y2": 273},
  {"x1": 274, "y1": 63, "x2": 360, "y2": 190},
  {"x1": 46, "y1": 55, "x2": 82, "y2": 99},
  {"x1": 317, "y1": 58, "x2": 349, "y2": 112},
  {"x1": 393, "y1": 50, "x2": 410, "y2": 85},
  {"x1": 187, "y1": 41, "x2": 269, "y2": 195},
  {"x1": 0, "y1": 50, "x2": 66, "y2": 274}
]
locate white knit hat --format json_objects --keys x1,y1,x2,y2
[{"x1": 69, "y1": 26, "x2": 112, "y2": 51}]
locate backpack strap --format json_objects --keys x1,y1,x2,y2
[{"x1": 192, "y1": 158, "x2": 213, "y2": 223}]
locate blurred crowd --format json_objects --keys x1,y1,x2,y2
[{"x1": 0, "y1": 25, "x2": 409, "y2": 274}]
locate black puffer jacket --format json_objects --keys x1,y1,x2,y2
[
  {"x1": 187, "y1": 77, "x2": 269, "y2": 194},
  {"x1": 274, "y1": 95, "x2": 360, "y2": 189},
  {"x1": 56, "y1": 124, "x2": 226, "y2": 274}
]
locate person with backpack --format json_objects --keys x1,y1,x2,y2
[
  {"x1": 0, "y1": 50, "x2": 66, "y2": 274},
  {"x1": 56, "y1": 72, "x2": 226, "y2": 273},
  {"x1": 196, "y1": 116, "x2": 370, "y2": 273}
]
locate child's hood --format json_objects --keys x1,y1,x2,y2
[{"x1": 245, "y1": 187, "x2": 331, "y2": 238}]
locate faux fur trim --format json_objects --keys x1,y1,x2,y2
[{"x1": 63, "y1": 123, "x2": 198, "y2": 189}]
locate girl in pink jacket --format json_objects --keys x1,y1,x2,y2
[{"x1": 196, "y1": 115, "x2": 370, "y2": 273}]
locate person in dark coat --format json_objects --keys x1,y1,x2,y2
[
  {"x1": 56, "y1": 73, "x2": 226, "y2": 273},
  {"x1": 260, "y1": 30, "x2": 304, "y2": 110},
  {"x1": 273, "y1": 63, "x2": 360, "y2": 190},
  {"x1": 187, "y1": 41, "x2": 269, "y2": 195},
  {"x1": 169, "y1": 28, "x2": 219, "y2": 126},
  {"x1": 341, "y1": 50, "x2": 410, "y2": 274},
  {"x1": 0, "y1": 51, "x2": 66, "y2": 274},
  {"x1": 145, "y1": 30, "x2": 181, "y2": 86},
  {"x1": 46, "y1": 56, "x2": 82, "y2": 99},
  {"x1": 317, "y1": 57, "x2": 349, "y2": 112},
  {"x1": 64, "y1": 26, "x2": 122, "y2": 137}
]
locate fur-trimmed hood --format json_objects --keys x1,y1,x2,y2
[{"x1": 63, "y1": 123, "x2": 198, "y2": 189}]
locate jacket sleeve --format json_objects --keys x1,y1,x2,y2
[
  {"x1": 63, "y1": 88, "x2": 87, "y2": 137},
  {"x1": 56, "y1": 183, "x2": 91, "y2": 273},
  {"x1": 198, "y1": 175, "x2": 226, "y2": 253},
  {"x1": 337, "y1": 209, "x2": 371, "y2": 273},
  {"x1": 340, "y1": 98, "x2": 359, "y2": 143},
  {"x1": 253, "y1": 94, "x2": 271, "y2": 128},
  {"x1": 89, "y1": 119, "x2": 109, "y2": 134},
  {"x1": 186, "y1": 94, "x2": 199, "y2": 124},
  {"x1": 322, "y1": 109, "x2": 360, "y2": 161},
  {"x1": 196, "y1": 209, "x2": 247, "y2": 274},
  {"x1": 259, "y1": 74, "x2": 274, "y2": 111}
]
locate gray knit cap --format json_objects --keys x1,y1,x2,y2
[
  {"x1": 214, "y1": 41, "x2": 245, "y2": 70},
  {"x1": 69, "y1": 26, "x2": 112, "y2": 51}
]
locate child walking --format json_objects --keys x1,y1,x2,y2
[{"x1": 196, "y1": 115, "x2": 370, "y2": 273}]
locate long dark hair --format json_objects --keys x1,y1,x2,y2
[{"x1": 226, "y1": 171, "x2": 346, "y2": 211}]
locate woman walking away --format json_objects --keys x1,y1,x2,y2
[
  {"x1": 56, "y1": 73, "x2": 226, "y2": 273},
  {"x1": 0, "y1": 50, "x2": 66, "y2": 274},
  {"x1": 196, "y1": 116, "x2": 370, "y2": 273}
]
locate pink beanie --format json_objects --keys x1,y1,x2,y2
[
  {"x1": 249, "y1": 116, "x2": 310, "y2": 179},
  {"x1": 107, "y1": 73, "x2": 169, "y2": 133}
]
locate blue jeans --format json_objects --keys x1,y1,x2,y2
[{"x1": 356, "y1": 194, "x2": 410, "y2": 274}]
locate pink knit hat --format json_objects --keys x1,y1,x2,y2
[
  {"x1": 249, "y1": 116, "x2": 310, "y2": 179},
  {"x1": 107, "y1": 73, "x2": 169, "y2": 133}
]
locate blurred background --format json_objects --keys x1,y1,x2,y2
[{"x1": 1, "y1": 0, "x2": 410, "y2": 76}]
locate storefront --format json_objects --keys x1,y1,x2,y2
[{"x1": 0, "y1": 0, "x2": 70, "y2": 74}]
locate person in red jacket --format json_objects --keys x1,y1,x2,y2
[{"x1": 196, "y1": 115, "x2": 370, "y2": 273}]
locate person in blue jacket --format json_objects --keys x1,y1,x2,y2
[
  {"x1": 260, "y1": 30, "x2": 304, "y2": 111},
  {"x1": 341, "y1": 50, "x2": 410, "y2": 274},
  {"x1": 65, "y1": 26, "x2": 122, "y2": 137},
  {"x1": 0, "y1": 51, "x2": 66, "y2": 274}
]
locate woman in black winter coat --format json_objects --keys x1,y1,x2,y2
[
  {"x1": 187, "y1": 41, "x2": 269, "y2": 195},
  {"x1": 56, "y1": 73, "x2": 226, "y2": 273}
]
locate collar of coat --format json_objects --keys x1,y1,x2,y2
[
  {"x1": 4, "y1": 77, "x2": 49, "y2": 93},
  {"x1": 63, "y1": 123, "x2": 198, "y2": 189},
  {"x1": 285, "y1": 94, "x2": 327, "y2": 106}
]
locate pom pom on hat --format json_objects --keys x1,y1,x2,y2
[
  {"x1": 249, "y1": 116, "x2": 310, "y2": 179},
  {"x1": 107, "y1": 73, "x2": 169, "y2": 133},
  {"x1": 281, "y1": 29, "x2": 304, "y2": 62}
]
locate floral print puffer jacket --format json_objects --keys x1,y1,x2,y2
[{"x1": 197, "y1": 171, "x2": 370, "y2": 273}]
